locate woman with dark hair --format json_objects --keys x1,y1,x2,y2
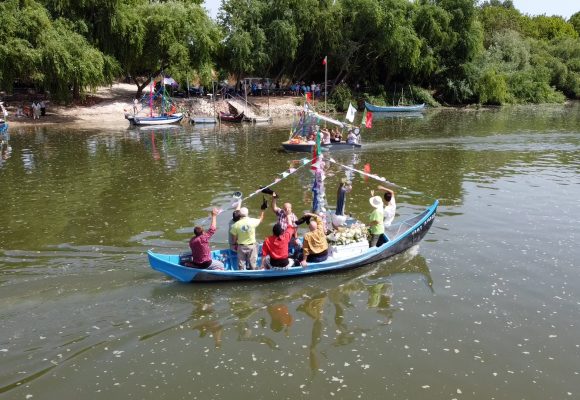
[
  {"x1": 261, "y1": 214, "x2": 296, "y2": 270},
  {"x1": 376, "y1": 185, "x2": 396, "y2": 227}
]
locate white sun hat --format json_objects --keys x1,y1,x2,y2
[{"x1": 369, "y1": 195, "x2": 383, "y2": 209}]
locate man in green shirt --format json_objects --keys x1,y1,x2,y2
[
  {"x1": 368, "y1": 196, "x2": 387, "y2": 247},
  {"x1": 230, "y1": 207, "x2": 264, "y2": 270}
]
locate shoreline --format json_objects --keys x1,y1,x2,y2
[
  {"x1": 2, "y1": 83, "x2": 305, "y2": 130},
  {"x1": 3, "y1": 83, "x2": 577, "y2": 131}
]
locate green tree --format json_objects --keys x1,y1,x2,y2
[
  {"x1": 0, "y1": 0, "x2": 118, "y2": 100},
  {"x1": 570, "y1": 12, "x2": 580, "y2": 36}
]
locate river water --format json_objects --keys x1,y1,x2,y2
[{"x1": 1, "y1": 104, "x2": 579, "y2": 399}]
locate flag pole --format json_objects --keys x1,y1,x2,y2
[{"x1": 324, "y1": 56, "x2": 328, "y2": 114}]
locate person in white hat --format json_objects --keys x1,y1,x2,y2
[{"x1": 368, "y1": 195, "x2": 387, "y2": 247}]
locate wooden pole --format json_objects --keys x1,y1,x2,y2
[{"x1": 324, "y1": 57, "x2": 328, "y2": 114}]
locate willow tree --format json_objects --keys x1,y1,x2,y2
[
  {"x1": 0, "y1": 0, "x2": 118, "y2": 100},
  {"x1": 41, "y1": 0, "x2": 220, "y2": 96},
  {"x1": 121, "y1": 1, "x2": 221, "y2": 96}
]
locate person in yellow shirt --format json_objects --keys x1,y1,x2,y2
[
  {"x1": 230, "y1": 206, "x2": 265, "y2": 270},
  {"x1": 368, "y1": 196, "x2": 387, "y2": 247},
  {"x1": 299, "y1": 213, "x2": 329, "y2": 267}
]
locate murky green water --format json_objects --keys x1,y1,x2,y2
[{"x1": 1, "y1": 104, "x2": 579, "y2": 399}]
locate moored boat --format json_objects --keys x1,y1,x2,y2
[
  {"x1": 219, "y1": 111, "x2": 244, "y2": 123},
  {"x1": 127, "y1": 113, "x2": 183, "y2": 126},
  {"x1": 190, "y1": 116, "x2": 217, "y2": 124},
  {"x1": 364, "y1": 101, "x2": 425, "y2": 113},
  {"x1": 148, "y1": 200, "x2": 437, "y2": 282}
]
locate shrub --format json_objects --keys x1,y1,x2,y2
[{"x1": 330, "y1": 83, "x2": 353, "y2": 112}]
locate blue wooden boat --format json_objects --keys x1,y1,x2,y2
[
  {"x1": 282, "y1": 140, "x2": 362, "y2": 153},
  {"x1": 364, "y1": 101, "x2": 425, "y2": 113},
  {"x1": 147, "y1": 200, "x2": 438, "y2": 282},
  {"x1": 126, "y1": 113, "x2": 183, "y2": 126}
]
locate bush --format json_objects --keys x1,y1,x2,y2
[
  {"x1": 476, "y1": 69, "x2": 510, "y2": 105},
  {"x1": 330, "y1": 83, "x2": 353, "y2": 112},
  {"x1": 507, "y1": 69, "x2": 566, "y2": 103},
  {"x1": 408, "y1": 86, "x2": 440, "y2": 107},
  {"x1": 440, "y1": 79, "x2": 475, "y2": 104}
]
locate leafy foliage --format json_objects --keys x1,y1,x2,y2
[{"x1": 1, "y1": 0, "x2": 579, "y2": 104}]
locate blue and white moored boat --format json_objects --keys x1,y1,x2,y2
[
  {"x1": 364, "y1": 101, "x2": 425, "y2": 113},
  {"x1": 127, "y1": 113, "x2": 183, "y2": 126}
]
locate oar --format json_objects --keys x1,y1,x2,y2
[{"x1": 327, "y1": 158, "x2": 406, "y2": 189}]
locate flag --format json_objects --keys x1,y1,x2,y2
[
  {"x1": 306, "y1": 92, "x2": 312, "y2": 102},
  {"x1": 322, "y1": 56, "x2": 327, "y2": 66},
  {"x1": 346, "y1": 102, "x2": 356, "y2": 123},
  {"x1": 365, "y1": 110, "x2": 373, "y2": 128},
  {"x1": 361, "y1": 109, "x2": 367, "y2": 126}
]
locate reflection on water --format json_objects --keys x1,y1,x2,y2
[{"x1": 145, "y1": 247, "x2": 432, "y2": 375}]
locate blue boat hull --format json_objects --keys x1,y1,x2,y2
[
  {"x1": 364, "y1": 101, "x2": 425, "y2": 112},
  {"x1": 148, "y1": 201, "x2": 438, "y2": 282},
  {"x1": 127, "y1": 113, "x2": 184, "y2": 126}
]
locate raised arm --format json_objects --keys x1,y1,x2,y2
[
  {"x1": 210, "y1": 208, "x2": 219, "y2": 230},
  {"x1": 271, "y1": 192, "x2": 281, "y2": 214},
  {"x1": 377, "y1": 185, "x2": 394, "y2": 196}
]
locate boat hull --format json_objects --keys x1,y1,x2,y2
[
  {"x1": 364, "y1": 101, "x2": 425, "y2": 112},
  {"x1": 148, "y1": 201, "x2": 438, "y2": 282},
  {"x1": 282, "y1": 141, "x2": 362, "y2": 153},
  {"x1": 127, "y1": 113, "x2": 184, "y2": 126},
  {"x1": 191, "y1": 117, "x2": 217, "y2": 124},
  {"x1": 219, "y1": 112, "x2": 244, "y2": 123}
]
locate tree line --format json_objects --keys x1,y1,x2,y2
[{"x1": 1, "y1": 0, "x2": 579, "y2": 106}]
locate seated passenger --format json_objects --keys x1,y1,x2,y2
[
  {"x1": 299, "y1": 213, "x2": 329, "y2": 267},
  {"x1": 346, "y1": 129, "x2": 358, "y2": 144},
  {"x1": 261, "y1": 217, "x2": 296, "y2": 270},
  {"x1": 332, "y1": 129, "x2": 342, "y2": 142},
  {"x1": 189, "y1": 208, "x2": 225, "y2": 270}
]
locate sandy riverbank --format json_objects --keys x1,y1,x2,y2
[{"x1": 2, "y1": 83, "x2": 305, "y2": 130}]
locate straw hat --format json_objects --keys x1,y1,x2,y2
[{"x1": 369, "y1": 195, "x2": 383, "y2": 209}]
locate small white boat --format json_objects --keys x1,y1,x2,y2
[
  {"x1": 190, "y1": 116, "x2": 217, "y2": 124},
  {"x1": 247, "y1": 116, "x2": 272, "y2": 123}
]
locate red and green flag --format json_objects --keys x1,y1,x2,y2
[{"x1": 361, "y1": 109, "x2": 373, "y2": 128}]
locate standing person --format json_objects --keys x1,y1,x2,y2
[
  {"x1": 261, "y1": 215, "x2": 296, "y2": 270},
  {"x1": 188, "y1": 208, "x2": 225, "y2": 270},
  {"x1": 376, "y1": 185, "x2": 396, "y2": 228},
  {"x1": 228, "y1": 209, "x2": 242, "y2": 252},
  {"x1": 270, "y1": 191, "x2": 297, "y2": 230},
  {"x1": 230, "y1": 206, "x2": 265, "y2": 270},
  {"x1": 321, "y1": 128, "x2": 331, "y2": 144},
  {"x1": 270, "y1": 190, "x2": 299, "y2": 254},
  {"x1": 40, "y1": 100, "x2": 46, "y2": 116},
  {"x1": 31, "y1": 101, "x2": 39, "y2": 119},
  {"x1": 331, "y1": 179, "x2": 351, "y2": 228},
  {"x1": 368, "y1": 196, "x2": 387, "y2": 247},
  {"x1": 133, "y1": 98, "x2": 139, "y2": 115},
  {"x1": 299, "y1": 213, "x2": 329, "y2": 267}
]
